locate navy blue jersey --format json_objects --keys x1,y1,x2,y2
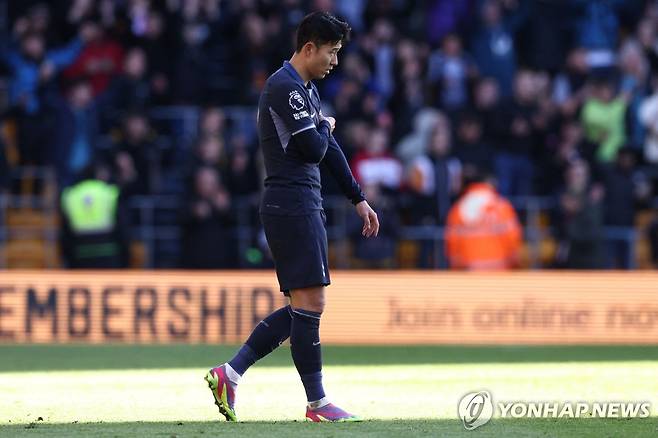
[{"x1": 258, "y1": 61, "x2": 365, "y2": 216}]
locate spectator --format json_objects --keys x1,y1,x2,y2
[
  {"x1": 198, "y1": 106, "x2": 227, "y2": 139},
  {"x1": 66, "y1": 0, "x2": 100, "y2": 33},
  {"x1": 427, "y1": 33, "x2": 476, "y2": 112},
  {"x1": 99, "y1": 47, "x2": 151, "y2": 128},
  {"x1": 390, "y1": 39, "x2": 425, "y2": 141},
  {"x1": 470, "y1": 76, "x2": 502, "y2": 146},
  {"x1": 552, "y1": 47, "x2": 591, "y2": 118},
  {"x1": 63, "y1": 20, "x2": 124, "y2": 97},
  {"x1": 333, "y1": 77, "x2": 369, "y2": 123},
  {"x1": 366, "y1": 18, "x2": 397, "y2": 104},
  {"x1": 406, "y1": 119, "x2": 461, "y2": 267},
  {"x1": 636, "y1": 18, "x2": 658, "y2": 73},
  {"x1": 445, "y1": 167, "x2": 522, "y2": 270},
  {"x1": 109, "y1": 111, "x2": 158, "y2": 196},
  {"x1": 50, "y1": 79, "x2": 99, "y2": 188},
  {"x1": 602, "y1": 148, "x2": 651, "y2": 268},
  {"x1": 137, "y1": 10, "x2": 173, "y2": 104},
  {"x1": 234, "y1": 13, "x2": 272, "y2": 105},
  {"x1": 407, "y1": 118, "x2": 461, "y2": 225},
  {"x1": 23, "y1": 3, "x2": 58, "y2": 44},
  {"x1": 572, "y1": 0, "x2": 622, "y2": 68},
  {"x1": 186, "y1": 134, "x2": 228, "y2": 182},
  {"x1": 181, "y1": 166, "x2": 236, "y2": 269},
  {"x1": 336, "y1": 0, "x2": 367, "y2": 33},
  {"x1": 618, "y1": 39, "x2": 650, "y2": 149},
  {"x1": 555, "y1": 159, "x2": 605, "y2": 269},
  {"x1": 471, "y1": 0, "x2": 527, "y2": 97},
  {"x1": 225, "y1": 135, "x2": 260, "y2": 197},
  {"x1": 396, "y1": 108, "x2": 444, "y2": 165},
  {"x1": 454, "y1": 112, "x2": 493, "y2": 173},
  {"x1": 2, "y1": 31, "x2": 85, "y2": 165},
  {"x1": 494, "y1": 69, "x2": 538, "y2": 197},
  {"x1": 171, "y1": 21, "x2": 210, "y2": 104},
  {"x1": 518, "y1": 0, "x2": 570, "y2": 74},
  {"x1": 60, "y1": 162, "x2": 130, "y2": 268},
  {"x1": 581, "y1": 76, "x2": 629, "y2": 163},
  {"x1": 638, "y1": 74, "x2": 658, "y2": 164},
  {"x1": 541, "y1": 119, "x2": 597, "y2": 194},
  {"x1": 426, "y1": 0, "x2": 472, "y2": 46},
  {"x1": 350, "y1": 127, "x2": 403, "y2": 190},
  {"x1": 2, "y1": 30, "x2": 84, "y2": 115}
]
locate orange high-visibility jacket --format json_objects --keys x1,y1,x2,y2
[{"x1": 445, "y1": 183, "x2": 522, "y2": 270}]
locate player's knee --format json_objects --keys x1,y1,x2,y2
[
  {"x1": 308, "y1": 294, "x2": 325, "y2": 314},
  {"x1": 290, "y1": 288, "x2": 325, "y2": 314},
  {"x1": 297, "y1": 296, "x2": 325, "y2": 314}
]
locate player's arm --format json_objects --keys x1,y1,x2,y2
[
  {"x1": 270, "y1": 83, "x2": 331, "y2": 163},
  {"x1": 321, "y1": 132, "x2": 379, "y2": 237},
  {"x1": 291, "y1": 119, "x2": 332, "y2": 163},
  {"x1": 321, "y1": 134, "x2": 364, "y2": 204}
]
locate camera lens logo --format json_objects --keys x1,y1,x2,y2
[{"x1": 458, "y1": 391, "x2": 493, "y2": 430}]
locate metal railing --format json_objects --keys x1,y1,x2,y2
[
  {"x1": 0, "y1": 166, "x2": 59, "y2": 268},
  {"x1": 0, "y1": 187, "x2": 651, "y2": 270},
  {"x1": 123, "y1": 194, "x2": 646, "y2": 269}
]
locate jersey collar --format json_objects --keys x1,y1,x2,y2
[{"x1": 283, "y1": 61, "x2": 312, "y2": 89}]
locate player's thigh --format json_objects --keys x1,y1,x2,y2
[
  {"x1": 261, "y1": 211, "x2": 327, "y2": 262},
  {"x1": 261, "y1": 212, "x2": 330, "y2": 294}
]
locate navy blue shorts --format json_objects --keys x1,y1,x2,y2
[{"x1": 261, "y1": 211, "x2": 331, "y2": 294}]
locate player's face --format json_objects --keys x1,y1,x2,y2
[{"x1": 310, "y1": 41, "x2": 341, "y2": 79}]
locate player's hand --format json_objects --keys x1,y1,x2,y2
[
  {"x1": 323, "y1": 116, "x2": 336, "y2": 133},
  {"x1": 355, "y1": 200, "x2": 379, "y2": 238}
]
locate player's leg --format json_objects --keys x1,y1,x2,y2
[
  {"x1": 205, "y1": 305, "x2": 293, "y2": 421},
  {"x1": 229, "y1": 305, "x2": 293, "y2": 375},
  {"x1": 289, "y1": 286, "x2": 360, "y2": 422},
  {"x1": 289, "y1": 286, "x2": 326, "y2": 403}
]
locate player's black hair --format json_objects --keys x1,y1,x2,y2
[{"x1": 295, "y1": 11, "x2": 351, "y2": 53}]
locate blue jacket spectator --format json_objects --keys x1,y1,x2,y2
[
  {"x1": 471, "y1": 0, "x2": 527, "y2": 97},
  {"x1": 47, "y1": 80, "x2": 100, "y2": 188},
  {"x1": 1, "y1": 33, "x2": 83, "y2": 114},
  {"x1": 573, "y1": 0, "x2": 623, "y2": 52}
]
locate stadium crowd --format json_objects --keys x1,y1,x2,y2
[{"x1": 1, "y1": 0, "x2": 657, "y2": 269}]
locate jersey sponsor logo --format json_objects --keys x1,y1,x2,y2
[
  {"x1": 289, "y1": 90, "x2": 305, "y2": 110},
  {"x1": 293, "y1": 110, "x2": 310, "y2": 120}
]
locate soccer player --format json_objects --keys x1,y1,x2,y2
[{"x1": 205, "y1": 11, "x2": 379, "y2": 422}]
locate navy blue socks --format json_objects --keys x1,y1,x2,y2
[
  {"x1": 228, "y1": 305, "x2": 293, "y2": 376},
  {"x1": 290, "y1": 308, "x2": 325, "y2": 402},
  {"x1": 227, "y1": 304, "x2": 326, "y2": 403}
]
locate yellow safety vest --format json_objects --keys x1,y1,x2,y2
[{"x1": 61, "y1": 180, "x2": 119, "y2": 234}]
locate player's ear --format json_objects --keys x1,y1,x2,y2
[{"x1": 303, "y1": 42, "x2": 316, "y2": 57}]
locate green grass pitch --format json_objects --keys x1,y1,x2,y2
[{"x1": 0, "y1": 345, "x2": 657, "y2": 437}]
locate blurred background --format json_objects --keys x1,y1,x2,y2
[
  {"x1": 0, "y1": 0, "x2": 657, "y2": 271},
  {"x1": 1, "y1": 2, "x2": 657, "y2": 433}
]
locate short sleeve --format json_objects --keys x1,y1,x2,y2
[{"x1": 268, "y1": 82, "x2": 316, "y2": 136}]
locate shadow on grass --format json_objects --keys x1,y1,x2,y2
[
  {"x1": 1, "y1": 418, "x2": 656, "y2": 438},
  {"x1": 1, "y1": 344, "x2": 658, "y2": 372}
]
